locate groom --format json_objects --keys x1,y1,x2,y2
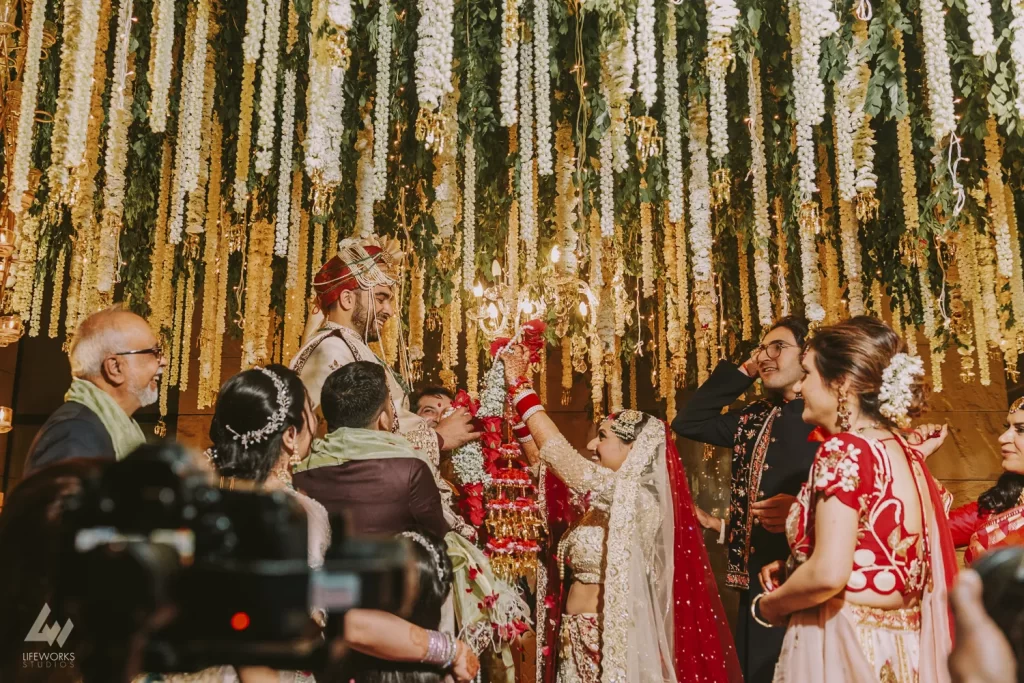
[
  {"x1": 291, "y1": 237, "x2": 479, "y2": 538},
  {"x1": 672, "y1": 316, "x2": 817, "y2": 683}
]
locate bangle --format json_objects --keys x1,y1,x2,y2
[
  {"x1": 716, "y1": 520, "x2": 727, "y2": 545},
  {"x1": 422, "y1": 631, "x2": 451, "y2": 666},
  {"x1": 513, "y1": 421, "x2": 533, "y2": 444},
  {"x1": 750, "y1": 592, "x2": 775, "y2": 629},
  {"x1": 443, "y1": 638, "x2": 459, "y2": 670},
  {"x1": 511, "y1": 387, "x2": 544, "y2": 422}
]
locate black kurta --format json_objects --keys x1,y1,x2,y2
[{"x1": 671, "y1": 361, "x2": 818, "y2": 683}]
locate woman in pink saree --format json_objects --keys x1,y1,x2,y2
[{"x1": 755, "y1": 316, "x2": 957, "y2": 683}]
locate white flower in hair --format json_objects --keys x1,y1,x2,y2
[{"x1": 878, "y1": 353, "x2": 924, "y2": 428}]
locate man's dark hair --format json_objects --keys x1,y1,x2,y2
[
  {"x1": 322, "y1": 361, "x2": 389, "y2": 431},
  {"x1": 769, "y1": 315, "x2": 810, "y2": 348},
  {"x1": 412, "y1": 385, "x2": 455, "y2": 412}
]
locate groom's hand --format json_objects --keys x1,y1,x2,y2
[{"x1": 436, "y1": 408, "x2": 481, "y2": 450}]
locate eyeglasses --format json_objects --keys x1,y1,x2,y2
[
  {"x1": 115, "y1": 345, "x2": 164, "y2": 360},
  {"x1": 753, "y1": 340, "x2": 795, "y2": 360}
]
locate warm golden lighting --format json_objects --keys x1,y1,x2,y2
[
  {"x1": 578, "y1": 300, "x2": 588, "y2": 317},
  {"x1": 550, "y1": 245, "x2": 561, "y2": 263},
  {"x1": 0, "y1": 314, "x2": 23, "y2": 346},
  {"x1": 487, "y1": 303, "x2": 499, "y2": 320},
  {"x1": 472, "y1": 281, "x2": 484, "y2": 298},
  {"x1": 0, "y1": 406, "x2": 13, "y2": 434},
  {"x1": 491, "y1": 260, "x2": 502, "y2": 278}
]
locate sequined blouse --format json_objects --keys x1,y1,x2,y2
[
  {"x1": 785, "y1": 433, "x2": 927, "y2": 596},
  {"x1": 543, "y1": 436, "x2": 661, "y2": 586}
]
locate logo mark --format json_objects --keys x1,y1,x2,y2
[{"x1": 25, "y1": 605, "x2": 73, "y2": 648}]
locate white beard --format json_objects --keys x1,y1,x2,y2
[{"x1": 132, "y1": 377, "x2": 160, "y2": 408}]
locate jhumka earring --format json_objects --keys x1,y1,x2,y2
[{"x1": 837, "y1": 391, "x2": 852, "y2": 432}]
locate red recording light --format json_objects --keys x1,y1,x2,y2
[{"x1": 230, "y1": 612, "x2": 251, "y2": 631}]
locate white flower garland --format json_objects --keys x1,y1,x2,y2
[
  {"x1": 500, "y1": 0, "x2": 519, "y2": 126},
  {"x1": 10, "y1": 0, "x2": 48, "y2": 212},
  {"x1": 534, "y1": 0, "x2": 552, "y2": 175},
  {"x1": 838, "y1": 197, "x2": 865, "y2": 315},
  {"x1": 149, "y1": 0, "x2": 176, "y2": 132},
  {"x1": 835, "y1": 25, "x2": 869, "y2": 201},
  {"x1": 432, "y1": 100, "x2": 460, "y2": 239},
  {"x1": 965, "y1": 0, "x2": 996, "y2": 58},
  {"x1": 706, "y1": 0, "x2": 739, "y2": 162},
  {"x1": 605, "y1": 21, "x2": 635, "y2": 173},
  {"x1": 305, "y1": 0, "x2": 351, "y2": 186},
  {"x1": 356, "y1": 110, "x2": 376, "y2": 238},
  {"x1": 799, "y1": 218, "x2": 825, "y2": 322},
  {"x1": 920, "y1": 0, "x2": 957, "y2": 141},
  {"x1": 688, "y1": 95, "x2": 714, "y2": 330},
  {"x1": 879, "y1": 353, "x2": 924, "y2": 427},
  {"x1": 1010, "y1": 0, "x2": 1024, "y2": 120},
  {"x1": 168, "y1": 0, "x2": 211, "y2": 245},
  {"x1": 414, "y1": 0, "x2": 455, "y2": 112},
  {"x1": 242, "y1": 0, "x2": 266, "y2": 61},
  {"x1": 663, "y1": 10, "x2": 684, "y2": 224},
  {"x1": 518, "y1": 38, "x2": 536, "y2": 248},
  {"x1": 748, "y1": 56, "x2": 773, "y2": 326},
  {"x1": 599, "y1": 124, "x2": 615, "y2": 238},
  {"x1": 636, "y1": 0, "x2": 657, "y2": 111},
  {"x1": 372, "y1": 1, "x2": 393, "y2": 202},
  {"x1": 254, "y1": 0, "x2": 283, "y2": 176},
  {"x1": 790, "y1": 0, "x2": 838, "y2": 201},
  {"x1": 463, "y1": 133, "x2": 477, "y2": 291},
  {"x1": 984, "y1": 119, "x2": 1014, "y2": 278},
  {"x1": 274, "y1": 70, "x2": 297, "y2": 256},
  {"x1": 62, "y1": 0, "x2": 102, "y2": 172}
]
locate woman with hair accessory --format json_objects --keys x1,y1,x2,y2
[
  {"x1": 755, "y1": 316, "x2": 957, "y2": 683},
  {"x1": 349, "y1": 530, "x2": 456, "y2": 683},
  {"x1": 171, "y1": 365, "x2": 479, "y2": 683},
  {"x1": 946, "y1": 396, "x2": 1024, "y2": 564},
  {"x1": 502, "y1": 348, "x2": 742, "y2": 683}
]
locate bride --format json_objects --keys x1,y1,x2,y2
[{"x1": 502, "y1": 348, "x2": 741, "y2": 683}]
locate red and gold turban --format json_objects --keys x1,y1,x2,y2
[{"x1": 312, "y1": 238, "x2": 401, "y2": 311}]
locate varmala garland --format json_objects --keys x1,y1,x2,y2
[
  {"x1": 747, "y1": 54, "x2": 773, "y2": 326},
  {"x1": 254, "y1": 0, "x2": 284, "y2": 176},
  {"x1": 274, "y1": 70, "x2": 298, "y2": 256},
  {"x1": 533, "y1": 0, "x2": 552, "y2": 175},
  {"x1": 662, "y1": 8, "x2": 685, "y2": 224},
  {"x1": 372, "y1": 1, "x2": 394, "y2": 202},
  {"x1": 413, "y1": 0, "x2": 455, "y2": 148},
  {"x1": 148, "y1": 0, "x2": 175, "y2": 132},
  {"x1": 499, "y1": 0, "x2": 519, "y2": 126},
  {"x1": 168, "y1": 0, "x2": 211, "y2": 245},
  {"x1": 983, "y1": 119, "x2": 1014, "y2": 278},
  {"x1": 9, "y1": 0, "x2": 48, "y2": 212}
]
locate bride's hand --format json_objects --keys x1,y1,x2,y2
[
  {"x1": 759, "y1": 560, "x2": 787, "y2": 592},
  {"x1": 503, "y1": 345, "x2": 531, "y2": 385},
  {"x1": 905, "y1": 423, "x2": 948, "y2": 460}
]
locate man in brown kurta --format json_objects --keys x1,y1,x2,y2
[{"x1": 292, "y1": 361, "x2": 449, "y2": 539}]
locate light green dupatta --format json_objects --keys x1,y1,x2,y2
[{"x1": 65, "y1": 378, "x2": 146, "y2": 460}]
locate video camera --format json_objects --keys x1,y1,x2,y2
[{"x1": 55, "y1": 444, "x2": 413, "y2": 683}]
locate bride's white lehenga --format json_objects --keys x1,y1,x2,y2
[{"x1": 537, "y1": 421, "x2": 676, "y2": 683}]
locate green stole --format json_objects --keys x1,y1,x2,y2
[
  {"x1": 294, "y1": 427, "x2": 419, "y2": 472},
  {"x1": 65, "y1": 378, "x2": 147, "y2": 460}
]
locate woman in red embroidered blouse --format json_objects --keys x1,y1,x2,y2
[
  {"x1": 947, "y1": 397, "x2": 1024, "y2": 565},
  {"x1": 754, "y1": 316, "x2": 957, "y2": 683}
]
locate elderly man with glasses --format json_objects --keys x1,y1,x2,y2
[
  {"x1": 25, "y1": 307, "x2": 167, "y2": 474},
  {"x1": 672, "y1": 316, "x2": 818, "y2": 683}
]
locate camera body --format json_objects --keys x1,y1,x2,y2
[{"x1": 56, "y1": 446, "x2": 411, "y2": 682}]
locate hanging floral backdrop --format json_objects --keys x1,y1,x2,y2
[{"x1": 1, "y1": 0, "x2": 1024, "y2": 423}]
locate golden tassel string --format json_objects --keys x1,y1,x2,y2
[
  {"x1": 28, "y1": 262, "x2": 44, "y2": 337},
  {"x1": 408, "y1": 256, "x2": 425, "y2": 377},
  {"x1": 179, "y1": 264, "x2": 196, "y2": 392},
  {"x1": 327, "y1": 223, "x2": 339, "y2": 258},
  {"x1": 197, "y1": 121, "x2": 224, "y2": 408},
  {"x1": 283, "y1": 168, "x2": 306, "y2": 360},
  {"x1": 640, "y1": 183, "x2": 654, "y2": 298},
  {"x1": 232, "y1": 60, "x2": 257, "y2": 214},
  {"x1": 738, "y1": 232, "x2": 752, "y2": 341},
  {"x1": 609, "y1": 338, "x2": 623, "y2": 413},
  {"x1": 213, "y1": 208, "x2": 232, "y2": 393},
  {"x1": 824, "y1": 238, "x2": 842, "y2": 323},
  {"x1": 663, "y1": 208, "x2": 679, "y2": 353},
  {"x1": 817, "y1": 143, "x2": 834, "y2": 234},
  {"x1": 628, "y1": 353, "x2": 637, "y2": 409},
  {"x1": 957, "y1": 226, "x2": 989, "y2": 385},
  {"x1": 311, "y1": 221, "x2": 325, "y2": 274},
  {"x1": 149, "y1": 141, "x2": 174, "y2": 330},
  {"x1": 870, "y1": 279, "x2": 883, "y2": 318},
  {"x1": 561, "y1": 335, "x2": 572, "y2": 405},
  {"x1": 980, "y1": 231, "x2": 1003, "y2": 349},
  {"x1": 773, "y1": 196, "x2": 790, "y2": 317},
  {"x1": 658, "y1": 281, "x2": 669, "y2": 399},
  {"x1": 675, "y1": 210, "x2": 689, "y2": 381},
  {"x1": 296, "y1": 206, "x2": 311, "y2": 324},
  {"x1": 12, "y1": 215, "x2": 40, "y2": 316},
  {"x1": 170, "y1": 271, "x2": 186, "y2": 385},
  {"x1": 538, "y1": 342, "x2": 547, "y2": 405},
  {"x1": 465, "y1": 312, "x2": 478, "y2": 397},
  {"x1": 48, "y1": 248, "x2": 67, "y2": 338},
  {"x1": 891, "y1": 298, "x2": 904, "y2": 341}
]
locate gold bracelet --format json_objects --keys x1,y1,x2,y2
[{"x1": 750, "y1": 592, "x2": 776, "y2": 629}]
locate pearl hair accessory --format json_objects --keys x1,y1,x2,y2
[
  {"x1": 225, "y1": 367, "x2": 292, "y2": 448},
  {"x1": 400, "y1": 531, "x2": 445, "y2": 583}
]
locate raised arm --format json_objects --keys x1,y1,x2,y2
[
  {"x1": 503, "y1": 349, "x2": 613, "y2": 496},
  {"x1": 671, "y1": 360, "x2": 755, "y2": 447}
]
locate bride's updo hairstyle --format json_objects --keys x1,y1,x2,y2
[{"x1": 805, "y1": 315, "x2": 926, "y2": 429}]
